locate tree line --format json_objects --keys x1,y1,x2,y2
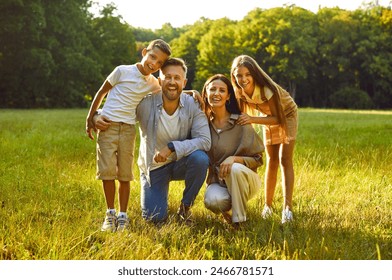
[{"x1": 0, "y1": 1, "x2": 391, "y2": 109}]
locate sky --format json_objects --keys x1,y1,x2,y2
[{"x1": 92, "y1": 0, "x2": 391, "y2": 29}]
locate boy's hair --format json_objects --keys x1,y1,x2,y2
[
  {"x1": 160, "y1": 57, "x2": 188, "y2": 77},
  {"x1": 147, "y1": 39, "x2": 172, "y2": 56}
]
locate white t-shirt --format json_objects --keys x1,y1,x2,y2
[
  {"x1": 101, "y1": 65, "x2": 160, "y2": 124},
  {"x1": 150, "y1": 107, "x2": 181, "y2": 171}
]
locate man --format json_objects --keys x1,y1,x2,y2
[{"x1": 95, "y1": 58, "x2": 211, "y2": 223}]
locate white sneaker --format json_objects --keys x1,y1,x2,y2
[
  {"x1": 101, "y1": 211, "x2": 117, "y2": 232},
  {"x1": 117, "y1": 214, "x2": 129, "y2": 232},
  {"x1": 281, "y1": 207, "x2": 293, "y2": 224},
  {"x1": 261, "y1": 205, "x2": 273, "y2": 219}
]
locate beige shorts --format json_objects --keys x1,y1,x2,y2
[
  {"x1": 96, "y1": 122, "x2": 136, "y2": 181},
  {"x1": 263, "y1": 110, "x2": 298, "y2": 145}
]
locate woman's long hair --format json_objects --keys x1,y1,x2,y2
[
  {"x1": 230, "y1": 55, "x2": 288, "y2": 141},
  {"x1": 201, "y1": 74, "x2": 241, "y2": 120}
]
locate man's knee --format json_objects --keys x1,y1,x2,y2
[
  {"x1": 142, "y1": 207, "x2": 167, "y2": 223},
  {"x1": 188, "y1": 150, "x2": 209, "y2": 168}
]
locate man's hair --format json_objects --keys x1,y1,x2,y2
[
  {"x1": 146, "y1": 39, "x2": 172, "y2": 56},
  {"x1": 160, "y1": 57, "x2": 188, "y2": 77}
]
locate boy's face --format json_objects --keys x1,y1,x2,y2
[{"x1": 139, "y1": 47, "x2": 169, "y2": 76}]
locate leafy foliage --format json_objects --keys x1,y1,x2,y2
[
  {"x1": 0, "y1": 2, "x2": 391, "y2": 108},
  {"x1": 329, "y1": 87, "x2": 374, "y2": 109}
]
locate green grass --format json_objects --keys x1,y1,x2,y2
[{"x1": 0, "y1": 108, "x2": 391, "y2": 260}]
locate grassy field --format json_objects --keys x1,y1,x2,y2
[{"x1": 0, "y1": 108, "x2": 391, "y2": 260}]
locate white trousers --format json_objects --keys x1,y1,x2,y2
[{"x1": 204, "y1": 163, "x2": 261, "y2": 223}]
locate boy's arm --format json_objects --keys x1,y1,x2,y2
[
  {"x1": 183, "y1": 90, "x2": 205, "y2": 111},
  {"x1": 86, "y1": 80, "x2": 113, "y2": 140}
]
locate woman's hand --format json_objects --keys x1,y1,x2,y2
[
  {"x1": 219, "y1": 156, "x2": 236, "y2": 179},
  {"x1": 237, "y1": 113, "x2": 253, "y2": 125}
]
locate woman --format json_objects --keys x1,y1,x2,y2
[
  {"x1": 230, "y1": 55, "x2": 298, "y2": 223},
  {"x1": 202, "y1": 74, "x2": 264, "y2": 229}
]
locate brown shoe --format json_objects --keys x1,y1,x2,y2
[
  {"x1": 232, "y1": 222, "x2": 242, "y2": 230},
  {"x1": 221, "y1": 212, "x2": 243, "y2": 230},
  {"x1": 177, "y1": 203, "x2": 193, "y2": 224},
  {"x1": 221, "y1": 211, "x2": 232, "y2": 224}
]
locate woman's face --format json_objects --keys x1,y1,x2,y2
[
  {"x1": 233, "y1": 65, "x2": 255, "y2": 95},
  {"x1": 206, "y1": 79, "x2": 230, "y2": 109}
]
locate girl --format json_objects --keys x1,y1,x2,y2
[{"x1": 230, "y1": 55, "x2": 298, "y2": 223}]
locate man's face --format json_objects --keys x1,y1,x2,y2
[{"x1": 159, "y1": 65, "x2": 187, "y2": 102}]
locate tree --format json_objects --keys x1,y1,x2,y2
[
  {"x1": 1, "y1": 2, "x2": 390, "y2": 108},
  {"x1": 234, "y1": 7, "x2": 318, "y2": 103},
  {"x1": 0, "y1": 0, "x2": 51, "y2": 107},
  {"x1": 194, "y1": 18, "x2": 238, "y2": 90},
  {"x1": 313, "y1": 8, "x2": 363, "y2": 107},
  {"x1": 131, "y1": 27, "x2": 157, "y2": 44},
  {"x1": 42, "y1": 0, "x2": 102, "y2": 107},
  {"x1": 88, "y1": 3, "x2": 137, "y2": 93},
  {"x1": 170, "y1": 18, "x2": 213, "y2": 90},
  {"x1": 155, "y1": 23, "x2": 183, "y2": 42},
  {"x1": 329, "y1": 87, "x2": 374, "y2": 109},
  {"x1": 352, "y1": 6, "x2": 392, "y2": 108},
  {"x1": 0, "y1": 0, "x2": 100, "y2": 107}
]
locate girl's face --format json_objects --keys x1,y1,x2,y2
[
  {"x1": 233, "y1": 65, "x2": 255, "y2": 95},
  {"x1": 206, "y1": 79, "x2": 230, "y2": 109}
]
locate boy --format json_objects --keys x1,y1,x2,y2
[{"x1": 86, "y1": 39, "x2": 171, "y2": 232}]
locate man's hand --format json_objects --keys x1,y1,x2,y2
[{"x1": 153, "y1": 146, "x2": 172, "y2": 163}]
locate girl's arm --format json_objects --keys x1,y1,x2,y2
[{"x1": 237, "y1": 94, "x2": 280, "y2": 126}]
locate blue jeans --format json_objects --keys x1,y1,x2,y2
[{"x1": 140, "y1": 150, "x2": 209, "y2": 222}]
